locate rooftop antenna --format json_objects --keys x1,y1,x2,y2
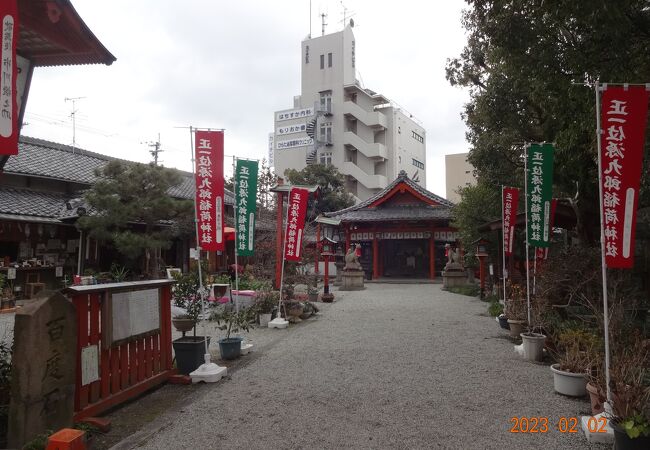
[
  {"x1": 321, "y1": 12, "x2": 327, "y2": 36},
  {"x1": 339, "y1": 1, "x2": 355, "y2": 27},
  {"x1": 144, "y1": 133, "x2": 164, "y2": 165},
  {"x1": 64, "y1": 96, "x2": 85, "y2": 154}
]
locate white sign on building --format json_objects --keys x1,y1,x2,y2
[
  {"x1": 276, "y1": 137, "x2": 313, "y2": 150},
  {"x1": 276, "y1": 122, "x2": 307, "y2": 136},
  {"x1": 276, "y1": 107, "x2": 314, "y2": 122},
  {"x1": 268, "y1": 133, "x2": 274, "y2": 165}
]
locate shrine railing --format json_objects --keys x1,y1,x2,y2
[{"x1": 64, "y1": 280, "x2": 175, "y2": 420}]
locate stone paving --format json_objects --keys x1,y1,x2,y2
[{"x1": 112, "y1": 283, "x2": 609, "y2": 450}]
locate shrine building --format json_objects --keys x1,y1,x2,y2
[{"x1": 323, "y1": 170, "x2": 458, "y2": 280}]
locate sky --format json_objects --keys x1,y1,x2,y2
[{"x1": 22, "y1": 0, "x2": 470, "y2": 198}]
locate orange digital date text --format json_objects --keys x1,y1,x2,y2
[{"x1": 509, "y1": 416, "x2": 608, "y2": 433}]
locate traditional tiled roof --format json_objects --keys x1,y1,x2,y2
[
  {"x1": 0, "y1": 187, "x2": 70, "y2": 219},
  {"x1": 4, "y1": 136, "x2": 233, "y2": 203},
  {"x1": 325, "y1": 170, "x2": 453, "y2": 222}
]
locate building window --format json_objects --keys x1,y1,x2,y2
[
  {"x1": 412, "y1": 158, "x2": 424, "y2": 170},
  {"x1": 319, "y1": 91, "x2": 332, "y2": 113},
  {"x1": 320, "y1": 151, "x2": 332, "y2": 165},
  {"x1": 320, "y1": 54, "x2": 324, "y2": 69},
  {"x1": 320, "y1": 121, "x2": 332, "y2": 144},
  {"x1": 328, "y1": 52, "x2": 332, "y2": 67},
  {"x1": 412, "y1": 131, "x2": 424, "y2": 143},
  {"x1": 305, "y1": 45, "x2": 310, "y2": 63}
]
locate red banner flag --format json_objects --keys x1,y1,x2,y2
[
  {"x1": 284, "y1": 187, "x2": 309, "y2": 262},
  {"x1": 600, "y1": 86, "x2": 649, "y2": 268},
  {"x1": 502, "y1": 187, "x2": 520, "y2": 256},
  {"x1": 0, "y1": 0, "x2": 18, "y2": 155},
  {"x1": 194, "y1": 130, "x2": 224, "y2": 251}
]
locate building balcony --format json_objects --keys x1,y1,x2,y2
[
  {"x1": 343, "y1": 131, "x2": 387, "y2": 160},
  {"x1": 342, "y1": 101, "x2": 387, "y2": 129},
  {"x1": 340, "y1": 161, "x2": 388, "y2": 190}
]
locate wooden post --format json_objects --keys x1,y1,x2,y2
[
  {"x1": 429, "y1": 228, "x2": 435, "y2": 280},
  {"x1": 315, "y1": 223, "x2": 321, "y2": 274},
  {"x1": 372, "y1": 236, "x2": 379, "y2": 279},
  {"x1": 275, "y1": 190, "x2": 284, "y2": 290}
]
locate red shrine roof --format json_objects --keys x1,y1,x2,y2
[
  {"x1": 325, "y1": 170, "x2": 454, "y2": 223},
  {"x1": 17, "y1": 0, "x2": 116, "y2": 67}
]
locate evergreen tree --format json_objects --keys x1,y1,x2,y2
[{"x1": 78, "y1": 161, "x2": 194, "y2": 277}]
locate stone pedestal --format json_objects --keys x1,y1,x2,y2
[
  {"x1": 442, "y1": 270, "x2": 468, "y2": 288},
  {"x1": 340, "y1": 269, "x2": 365, "y2": 291},
  {"x1": 333, "y1": 261, "x2": 344, "y2": 286},
  {"x1": 9, "y1": 291, "x2": 76, "y2": 448}
]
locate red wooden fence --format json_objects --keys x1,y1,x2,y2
[{"x1": 64, "y1": 280, "x2": 175, "y2": 421}]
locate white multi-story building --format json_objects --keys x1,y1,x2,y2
[
  {"x1": 445, "y1": 152, "x2": 476, "y2": 204},
  {"x1": 271, "y1": 23, "x2": 426, "y2": 201}
]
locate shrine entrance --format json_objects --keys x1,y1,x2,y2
[{"x1": 381, "y1": 239, "x2": 430, "y2": 278}]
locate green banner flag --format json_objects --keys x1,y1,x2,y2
[
  {"x1": 235, "y1": 159, "x2": 258, "y2": 256},
  {"x1": 526, "y1": 143, "x2": 554, "y2": 248}
]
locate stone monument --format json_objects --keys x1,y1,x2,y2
[
  {"x1": 333, "y1": 247, "x2": 345, "y2": 287},
  {"x1": 340, "y1": 244, "x2": 365, "y2": 291},
  {"x1": 8, "y1": 291, "x2": 77, "y2": 448},
  {"x1": 441, "y1": 244, "x2": 467, "y2": 288}
]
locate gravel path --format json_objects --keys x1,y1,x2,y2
[{"x1": 119, "y1": 284, "x2": 608, "y2": 450}]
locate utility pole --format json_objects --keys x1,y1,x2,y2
[
  {"x1": 146, "y1": 133, "x2": 163, "y2": 165},
  {"x1": 64, "y1": 96, "x2": 85, "y2": 154}
]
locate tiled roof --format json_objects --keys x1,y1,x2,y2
[
  {"x1": 4, "y1": 136, "x2": 233, "y2": 203},
  {"x1": 331, "y1": 206, "x2": 452, "y2": 222},
  {"x1": 325, "y1": 170, "x2": 453, "y2": 222},
  {"x1": 0, "y1": 187, "x2": 70, "y2": 219}
]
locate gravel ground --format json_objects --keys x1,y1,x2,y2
[{"x1": 118, "y1": 284, "x2": 609, "y2": 450}]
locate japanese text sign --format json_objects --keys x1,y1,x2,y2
[
  {"x1": 535, "y1": 198, "x2": 558, "y2": 261},
  {"x1": 283, "y1": 187, "x2": 309, "y2": 262},
  {"x1": 194, "y1": 130, "x2": 224, "y2": 251},
  {"x1": 599, "y1": 86, "x2": 649, "y2": 268},
  {"x1": 526, "y1": 143, "x2": 554, "y2": 248},
  {"x1": 235, "y1": 159, "x2": 258, "y2": 256},
  {"x1": 0, "y1": 0, "x2": 18, "y2": 155},
  {"x1": 502, "y1": 187, "x2": 520, "y2": 256}
]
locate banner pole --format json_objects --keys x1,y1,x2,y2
[
  {"x1": 188, "y1": 126, "x2": 208, "y2": 356},
  {"x1": 595, "y1": 81, "x2": 612, "y2": 405},
  {"x1": 501, "y1": 185, "x2": 507, "y2": 306},
  {"x1": 232, "y1": 156, "x2": 240, "y2": 313},
  {"x1": 524, "y1": 144, "x2": 532, "y2": 327},
  {"x1": 277, "y1": 191, "x2": 291, "y2": 320}
]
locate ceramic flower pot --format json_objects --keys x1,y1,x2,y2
[
  {"x1": 520, "y1": 332, "x2": 546, "y2": 361},
  {"x1": 586, "y1": 382, "x2": 605, "y2": 415},
  {"x1": 172, "y1": 318, "x2": 196, "y2": 334},
  {"x1": 258, "y1": 313, "x2": 272, "y2": 328},
  {"x1": 550, "y1": 363, "x2": 587, "y2": 397},
  {"x1": 507, "y1": 319, "x2": 525, "y2": 338}
]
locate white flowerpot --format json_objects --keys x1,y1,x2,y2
[
  {"x1": 520, "y1": 332, "x2": 546, "y2": 361},
  {"x1": 550, "y1": 363, "x2": 588, "y2": 397},
  {"x1": 259, "y1": 313, "x2": 272, "y2": 327}
]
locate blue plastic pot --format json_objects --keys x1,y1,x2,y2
[{"x1": 218, "y1": 337, "x2": 244, "y2": 360}]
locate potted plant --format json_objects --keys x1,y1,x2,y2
[
  {"x1": 505, "y1": 284, "x2": 527, "y2": 338},
  {"x1": 254, "y1": 289, "x2": 278, "y2": 327},
  {"x1": 170, "y1": 269, "x2": 211, "y2": 375},
  {"x1": 549, "y1": 328, "x2": 598, "y2": 397},
  {"x1": 213, "y1": 307, "x2": 256, "y2": 360},
  {"x1": 307, "y1": 285, "x2": 319, "y2": 303},
  {"x1": 607, "y1": 336, "x2": 650, "y2": 449},
  {"x1": 520, "y1": 296, "x2": 549, "y2": 362}
]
